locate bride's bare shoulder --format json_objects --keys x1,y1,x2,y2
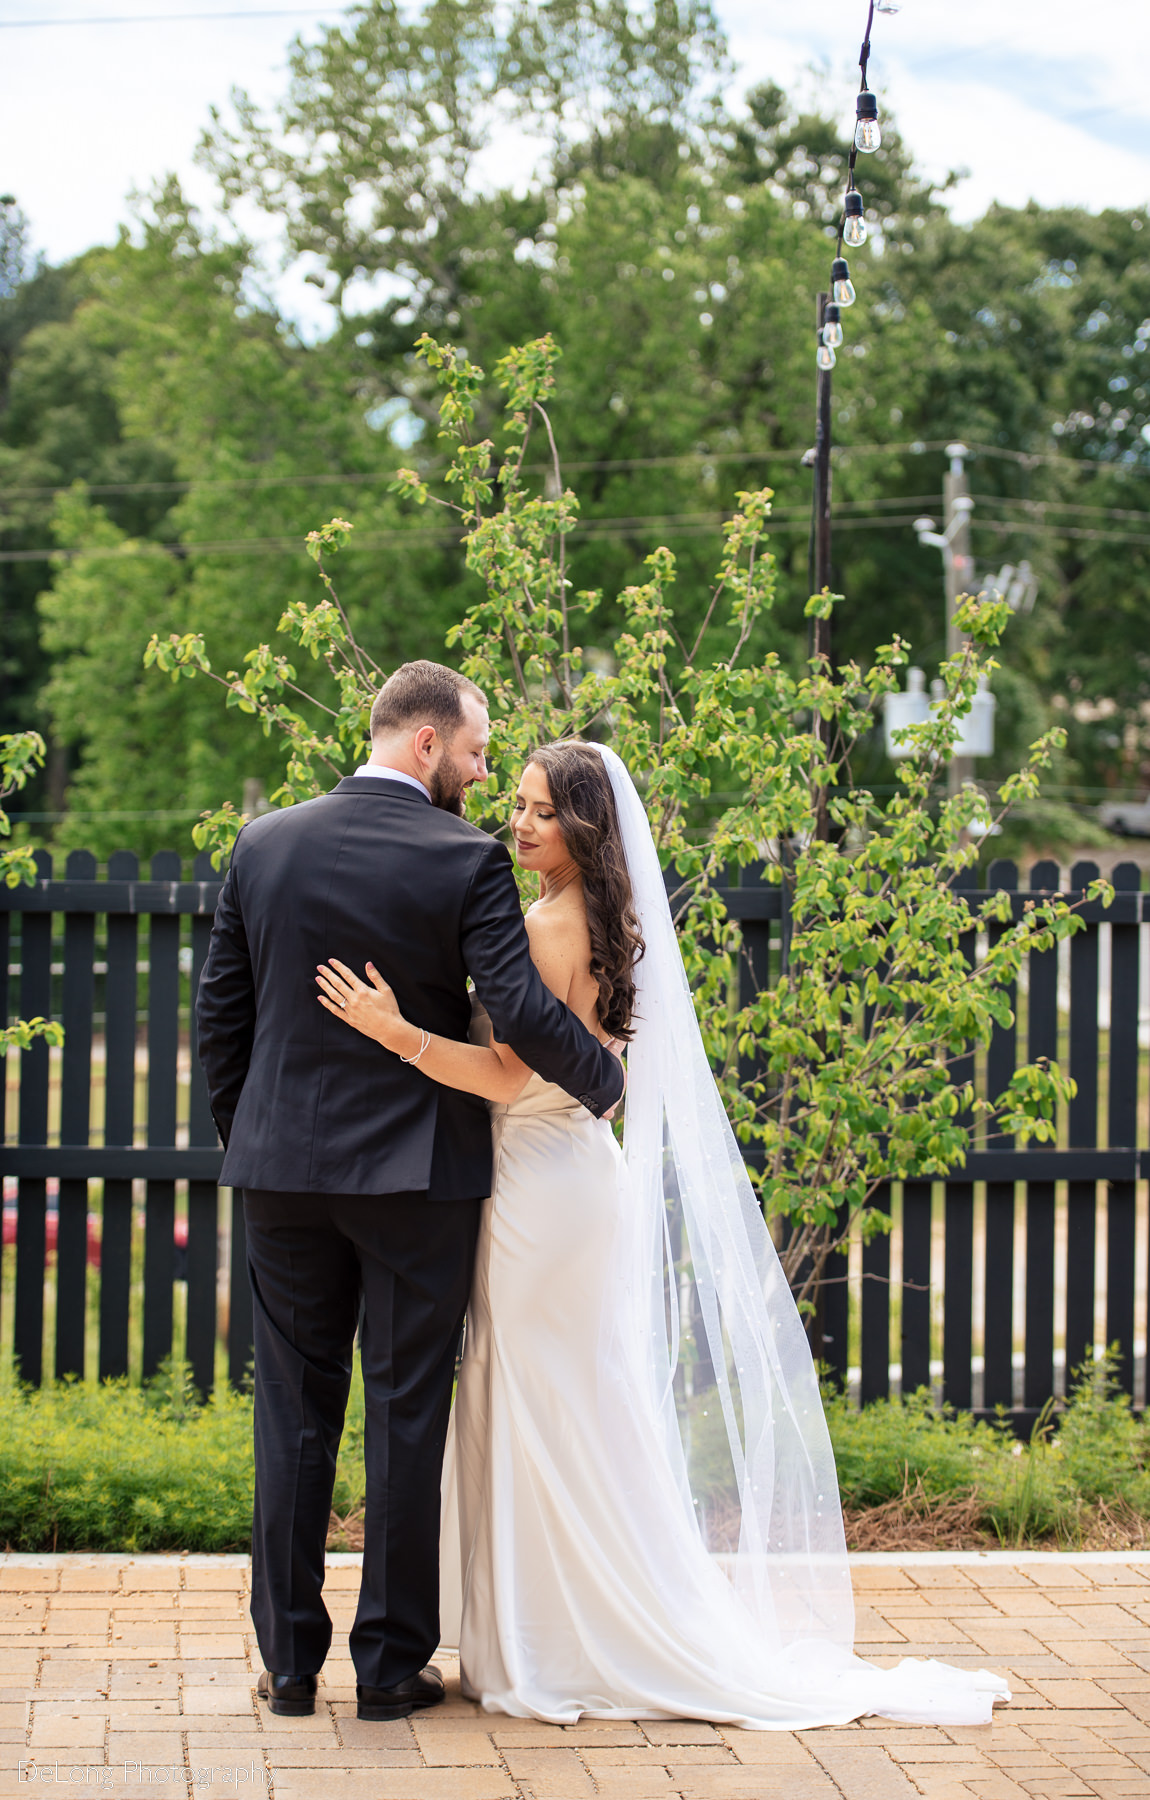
[{"x1": 524, "y1": 898, "x2": 590, "y2": 998}]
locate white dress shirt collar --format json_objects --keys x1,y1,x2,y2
[{"x1": 352, "y1": 763, "x2": 431, "y2": 802}]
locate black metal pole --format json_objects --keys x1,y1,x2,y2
[
  {"x1": 812, "y1": 291, "x2": 833, "y2": 647},
  {"x1": 811, "y1": 292, "x2": 833, "y2": 844}
]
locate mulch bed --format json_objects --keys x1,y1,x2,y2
[
  {"x1": 841, "y1": 1479, "x2": 1150, "y2": 1553},
  {"x1": 325, "y1": 1489, "x2": 1150, "y2": 1558},
  {"x1": 328, "y1": 1509, "x2": 366, "y2": 1552}
]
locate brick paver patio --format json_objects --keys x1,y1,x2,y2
[{"x1": 2, "y1": 1551, "x2": 1149, "y2": 1798}]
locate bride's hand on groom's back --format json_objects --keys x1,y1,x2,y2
[{"x1": 316, "y1": 958, "x2": 420, "y2": 1059}]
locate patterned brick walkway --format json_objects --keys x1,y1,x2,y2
[{"x1": 2, "y1": 1552, "x2": 1149, "y2": 1798}]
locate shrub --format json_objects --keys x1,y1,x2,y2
[
  {"x1": 0, "y1": 1358, "x2": 368, "y2": 1553},
  {"x1": 4, "y1": 1350, "x2": 1144, "y2": 1554}
]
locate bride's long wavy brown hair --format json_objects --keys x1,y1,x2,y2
[{"x1": 522, "y1": 742, "x2": 645, "y2": 1041}]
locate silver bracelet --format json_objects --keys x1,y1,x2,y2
[{"x1": 400, "y1": 1027, "x2": 431, "y2": 1067}]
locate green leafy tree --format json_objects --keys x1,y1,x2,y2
[
  {"x1": 0, "y1": 198, "x2": 174, "y2": 798},
  {"x1": 8, "y1": 0, "x2": 1146, "y2": 860},
  {"x1": 198, "y1": 7, "x2": 1150, "y2": 812},
  {"x1": 150, "y1": 334, "x2": 1109, "y2": 1307},
  {"x1": 0, "y1": 728, "x2": 63, "y2": 1052},
  {"x1": 200, "y1": 0, "x2": 725, "y2": 379},
  {"x1": 34, "y1": 186, "x2": 464, "y2": 858}
]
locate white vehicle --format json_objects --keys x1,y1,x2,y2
[{"x1": 1098, "y1": 798, "x2": 1150, "y2": 837}]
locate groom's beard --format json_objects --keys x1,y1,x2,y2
[{"x1": 429, "y1": 750, "x2": 468, "y2": 816}]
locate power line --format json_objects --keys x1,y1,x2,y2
[
  {"x1": 9, "y1": 501, "x2": 1150, "y2": 566},
  {"x1": 970, "y1": 517, "x2": 1150, "y2": 549},
  {"x1": 973, "y1": 496, "x2": 1150, "y2": 527},
  {"x1": 3, "y1": 439, "x2": 1147, "y2": 504},
  {"x1": 0, "y1": 510, "x2": 941, "y2": 564},
  {"x1": 4, "y1": 448, "x2": 880, "y2": 499},
  {"x1": 0, "y1": 9, "x2": 337, "y2": 26}
]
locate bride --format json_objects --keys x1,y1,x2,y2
[{"x1": 316, "y1": 739, "x2": 1009, "y2": 1730}]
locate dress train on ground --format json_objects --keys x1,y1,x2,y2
[{"x1": 439, "y1": 1069, "x2": 1009, "y2": 1730}]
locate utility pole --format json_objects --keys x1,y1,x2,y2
[{"x1": 942, "y1": 442, "x2": 972, "y2": 797}]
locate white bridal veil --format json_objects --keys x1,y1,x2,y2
[
  {"x1": 593, "y1": 743, "x2": 855, "y2": 1651},
  {"x1": 593, "y1": 744, "x2": 1010, "y2": 1723}
]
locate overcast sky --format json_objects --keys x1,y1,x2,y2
[{"x1": 4, "y1": 0, "x2": 1149, "y2": 334}]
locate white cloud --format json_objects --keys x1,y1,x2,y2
[
  {"x1": 1, "y1": 0, "x2": 1147, "y2": 336},
  {"x1": 889, "y1": 73, "x2": 1150, "y2": 221},
  {"x1": 722, "y1": 0, "x2": 1150, "y2": 219}
]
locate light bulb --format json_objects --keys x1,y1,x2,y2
[
  {"x1": 822, "y1": 303, "x2": 843, "y2": 349},
  {"x1": 843, "y1": 191, "x2": 867, "y2": 247},
  {"x1": 830, "y1": 257, "x2": 856, "y2": 307},
  {"x1": 854, "y1": 92, "x2": 881, "y2": 153},
  {"x1": 816, "y1": 342, "x2": 836, "y2": 371}
]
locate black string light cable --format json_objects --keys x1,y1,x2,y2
[
  {"x1": 818, "y1": 0, "x2": 899, "y2": 376},
  {"x1": 805, "y1": 0, "x2": 897, "y2": 661}
]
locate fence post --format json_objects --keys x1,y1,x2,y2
[
  {"x1": 983, "y1": 858, "x2": 1019, "y2": 1412},
  {"x1": 14, "y1": 848, "x2": 52, "y2": 1385},
  {"x1": 187, "y1": 851, "x2": 222, "y2": 1396},
  {"x1": 942, "y1": 865, "x2": 977, "y2": 1410},
  {"x1": 860, "y1": 1185, "x2": 891, "y2": 1403},
  {"x1": 99, "y1": 852, "x2": 139, "y2": 1381},
  {"x1": 142, "y1": 850, "x2": 181, "y2": 1379},
  {"x1": 1024, "y1": 859, "x2": 1060, "y2": 1410},
  {"x1": 56, "y1": 849, "x2": 97, "y2": 1379},
  {"x1": 1107, "y1": 862, "x2": 1141, "y2": 1395},
  {"x1": 1066, "y1": 860, "x2": 1101, "y2": 1376},
  {"x1": 900, "y1": 1181, "x2": 932, "y2": 1396}
]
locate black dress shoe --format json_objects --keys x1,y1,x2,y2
[
  {"x1": 257, "y1": 1670, "x2": 317, "y2": 1717},
  {"x1": 357, "y1": 1665, "x2": 445, "y2": 1721}
]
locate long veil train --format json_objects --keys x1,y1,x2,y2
[{"x1": 591, "y1": 743, "x2": 1007, "y2": 1723}]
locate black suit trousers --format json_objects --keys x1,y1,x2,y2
[{"x1": 243, "y1": 1188, "x2": 480, "y2": 1686}]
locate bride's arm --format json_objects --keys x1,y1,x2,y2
[{"x1": 316, "y1": 957, "x2": 534, "y2": 1104}]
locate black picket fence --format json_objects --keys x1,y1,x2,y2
[
  {"x1": 0, "y1": 850, "x2": 247, "y2": 1397},
  {"x1": 2, "y1": 849, "x2": 1148, "y2": 1424}
]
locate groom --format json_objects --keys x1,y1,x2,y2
[{"x1": 196, "y1": 660, "x2": 623, "y2": 1722}]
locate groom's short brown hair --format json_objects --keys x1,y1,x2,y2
[{"x1": 370, "y1": 661, "x2": 485, "y2": 743}]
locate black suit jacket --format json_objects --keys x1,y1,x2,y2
[{"x1": 194, "y1": 776, "x2": 624, "y2": 1199}]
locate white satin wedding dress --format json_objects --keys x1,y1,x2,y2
[{"x1": 439, "y1": 745, "x2": 1009, "y2": 1731}]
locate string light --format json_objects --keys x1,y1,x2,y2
[
  {"x1": 831, "y1": 259, "x2": 856, "y2": 308},
  {"x1": 813, "y1": 2, "x2": 892, "y2": 368},
  {"x1": 854, "y1": 91, "x2": 881, "y2": 153},
  {"x1": 843, "y1": 191, "x2": 867, "y2": 247}
]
